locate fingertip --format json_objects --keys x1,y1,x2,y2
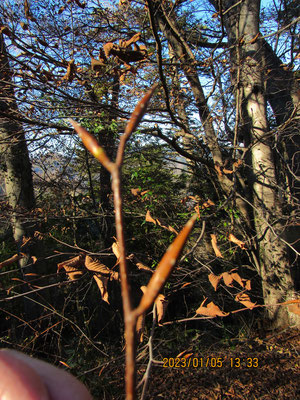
[{"x1": 0, "y1": 349, "x2": 50, "y2": 400}]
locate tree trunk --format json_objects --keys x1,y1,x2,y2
[
  {"x1": 0, "y1": 33, "x2": 43, "y2": 319},
  {"x1": 218, "y1": 0, "x2": 299, "y2": 328}
]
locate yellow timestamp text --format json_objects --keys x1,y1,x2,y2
[{"x1": 162, "y1": 357, "x2": 259, "y2": 368}]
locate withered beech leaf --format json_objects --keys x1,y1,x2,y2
[
  {"x1": 145, "y1": 210, "x2": 157, "y2": 225},
  {"x1": 196, "y1": 300, "x2": 229, "y2": 317},
  {"x1": 58, "y1": 264, "x2": 83, "y2": 281},
  {"x1": 131, "y1": 188, "x2": 141, "y2": 196},
  {"x1": 222, "y1": 272, "x2": 234, "y2": 287},
  {"x1": 85, "y1": 255, "x2": 112, "y2": 275},
  {"x1": 210, "y1": 234, "x2": 223, "y2": 258},
  {"x1": 202, "y1": 199, "x2": 215, "y2": 209},
  {"x1": 57, "y1": 255, "x2": 84, "y2": 281},
  {"x1": 136, "y1": 262, "x2": 153, "y2": 273},
  {"x1": 228, "y1": 233, "x2": 246, "y2": 249},
  {"x1": 235, "y1": 292, "x2": 256, "y2": 309},
  {"x1": 93, "y1": 275, "x2": 109, "y2": 303},
  {"x1": 244, "y1": 279, "x2": 251, "y2": 291},
  {"x1": 112, "y1": 241, "x2": 121, "y2": 261},
  {"x1": 230, "y1": 272, "x2": 244, "y2": 288},
  {"x1": 208, "y1": 273, "x2": 222, "y2": 291},
  {"x1": 155, "y1": 294, "x2": 168, "y2": 325}
]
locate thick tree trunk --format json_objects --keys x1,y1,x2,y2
[
  {"x1": 0, "y1": 34, "x2": 35, "y2": 246},
  {"x1": 0, "y1": 33, "x2": 43, "y2": 319},
  {"x1": 220, "y1": 0, "x2": 299, "y2": 327}
]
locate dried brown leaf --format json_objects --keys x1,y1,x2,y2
[
  {"x1": 235, "y1": 292, "x2": 256, "y2": 309},
  {"x1": 57, "y1": 255, "x2": 84, "y2": 281},
  {"x1": 93, "y1": 275, "x2": 109, "y2": 303},
  {"x1": 194, "y1": 204, "x2": 201, "y2": 218},
  {"x1": 196, "y1": 300, "x2": 229, "y2": 317},
  {"x1": 210, "y1": 234, "x2": 223, "y2": 258},
  {"x1": 63, "y1": 59, "x2": 76, "y2": 82},
  {"x1": 228, "y1": 233, "x2": 246, "y2": 249},
  {"x1": 230, "y1": 272, "x2": 244, "y2": 288},
  {"x1": 59, "y1": 264, "x2": 83, "y2": 281},
  {"x1": 202, "y1": 199, "x2": 215, "y2": 209},
  {"x1": 136, "y1": 262, "x2": 153, "y2": 273},
  {"x1": 131, "y1": 188, "x2": 141, "y2": 196},
  {"x1": 112, "y1": 241, "x2": 121, "y2": 261},
  {"x1": 85, "y1": 255, "x2": 112, "y2": 275},
  {"x1": 244, "y1": 279, "x2": 251, "y2": 291},
  {"x1": 222, "y1": 271, "x2": 234, "y2": 287},
  {"x1": 145, "y1": 210, "x2": 157, "y2": 225},
  {"x1": 208, "y1": 273, "x2": 222, "y2": 291}
]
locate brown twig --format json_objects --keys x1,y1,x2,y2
[{"x1": 71, "y1": 85, "x2": 197, "y2": 400}]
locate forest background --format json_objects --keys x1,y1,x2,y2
[{"x1": 0, "y1": 0, "x2": 299, "y2": 398}]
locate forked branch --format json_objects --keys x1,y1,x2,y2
[{"x1": 70, "y1": 86, "x2": 197, "y2": 400}]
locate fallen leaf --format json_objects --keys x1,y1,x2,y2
[
  {"x1": 210, "y1": 234, "x2": 223, "y2": 258},
  {"x1": 145, "y1": 210, "x2": 157, "y2": 225},
  {"x1": 244, "y1": 279, "x2": 251, "y2": 290},
  {"x1": 57, "y1": 255, "x2": 84, "y2": 280},
  {"x1": 131, "y1": 188, "x2": 141, "y2": 196},
  {"x1": 94, "y1": 275, "x2": 109, "y2": 303},
  {"x1": 222, "y1": 271, "x2": 234, "y2": 287},
  {"x1": 208, "y1": 273, "x2": 222, "y2": 291},
  {"x1": 196, "y1": 300, "x2": 229, "y2": 317},
  {"x1": 168, "y1": 225, "x2": 178, "y2": 235},
  {"x1": 231, "y1": 272, "x2": 244, "y2": 288},
  {"x1": 85, "y1": 255, "x2": 112, "y2": 275},
  {"x1": 228, "y1": 233, "x2": 247, "y2": 249},
  {"x1": 112, "y1": 241, "x2": 121, "y2": 261},
  {"x1": 176, "y1": 350, "x2": 193, "y2": 358},
  {"x1": 235, "y1": 292, "x2": 256, "y2": 309},
  {"x1": 136, "y1": 262, "x2": 153, "y2": 272}
]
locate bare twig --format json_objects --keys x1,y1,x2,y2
[{"x1": 71, "y1": 86, "x2": 197, "y2": 400}]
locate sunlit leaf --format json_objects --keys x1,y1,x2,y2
[
  {"x1": 235, "y1": 292, "x2": 256, "y2": 309},
  {"x1": 210, "y1": 234, "x2": 223, "y2": 258},
  {"x1": 196, "y1": 299, "x2": 229, "y2": 317},
  {"x1": 208, "y1": 273, "x2": 222, "y2": 291}
]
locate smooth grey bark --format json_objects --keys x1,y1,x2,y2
[
  {"x1": 210, "y1": 0, "x2": 299, "y2": 327},
  {"x1": 0, "y1": 33, "x2": 35, "y2": 245},
  {"x1": 0, "y1": 33, "x2": 44, "y2": 319}
]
